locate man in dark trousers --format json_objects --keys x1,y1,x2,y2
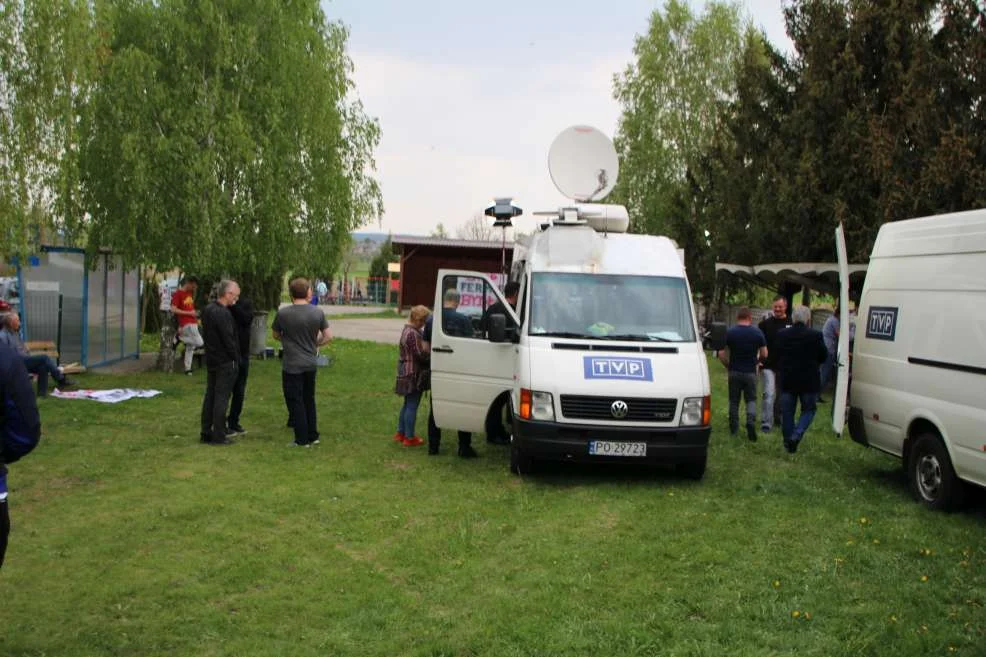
[
  {"x1": 774, "y1": 305, "x2": 829, "y2": 453},
  {"x1": 272, "y1": 278, "x2": 331, "y2": 447},
  {"x1": 758, "y1": 295, "x2": 791, "y2": 434},
  {"x1": 1, "y1": 341, "x2": 42, "y2": 569},
  {"x1": 719, "y1": 307, "x2": 767, "y2": 442},
  {"x1": 200, "y1": 280, "x2": 241, "y2": 446},
  {"x1": 226, "y1": 293, "x2": 255, "y2": 435},
  {"x1": 423, "y1": 289, "x2": 477, "y2": 458}
]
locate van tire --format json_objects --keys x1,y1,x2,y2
[
  {"x1": 677, "y1": 455, "x2": 707, "y2": 481},
  {"x1": 908, "y1": 432, "x2": 965, "y2": 511},
  {"x1": 510, "y1": 445, "x2": 534, "y2": 475},
  {"x1": 484, "y1": 393, "x2": 512, "y2": 445}
]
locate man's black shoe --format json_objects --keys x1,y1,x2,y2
[
  {"x1": 458, "y1": 445, "x2": 479, "y2": 459},
  {"x1": 208, "y1": 438, "x2": 235, "y2": 446},
  {"x1": 747, "y1": 425, "x2": 757, "y2": 442},
  {"x1": 227, "y1": 424, "x2": 247, "y2": 435},
  {"x1": 817, "y1": 397, "x2": 827, "y2": 404},
  {"x1": 200, "y1": 433, "x2": 211, "y2": 444}
]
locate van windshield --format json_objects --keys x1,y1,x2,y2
[{"x1": 528, "y1": 273, "x2": 696, "y2": 342}]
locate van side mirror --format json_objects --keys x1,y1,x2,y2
[{"x1": 705, "y1": 322, "x2": 727, "y2": 351}]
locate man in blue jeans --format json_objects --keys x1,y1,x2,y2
[
  {"x1": 718, "y1": 307, "x2": 767, "y2": 442},
  {"x1": 774, "y1": 305, "x2": 829, "y2": 453},
  {"x1": 273, "y1": 278, "x2": 331, "y2": 447}
]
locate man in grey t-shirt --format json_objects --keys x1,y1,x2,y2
[{"x1": 272, "y1": 277, "x2": 331, "y2": 446}]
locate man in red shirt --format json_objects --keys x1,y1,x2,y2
[{"x1": 171, "y1": 276, "x2": 203, "y2": 375}]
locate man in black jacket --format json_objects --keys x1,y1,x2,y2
[
  {"x1": 774, "y1": 305, "x2": 829, "y2": 453},
  {"x1": 226, "y1": 294, "x2": 254, "y2": 435},
  {"x1": 200, "y1": 280, "x2": 240, "y2": 445},
  {"x1": 1, "y1": 341, "x2": 42, "y2": 569}
]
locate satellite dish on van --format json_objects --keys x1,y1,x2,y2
[{"x1": 548, "y1": 126, "x2": 619, "y2": 202}]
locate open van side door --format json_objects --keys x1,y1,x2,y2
[
  {"x1": 430, "y1": 269, "x2": 519, "y2": 433},
  {"x1": 833, "y1": 223, "x2": 851, "y2": 435}
]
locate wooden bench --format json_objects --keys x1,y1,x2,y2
[{"x1": 25, "y1": 340, "x2": 58, "y2": 361}]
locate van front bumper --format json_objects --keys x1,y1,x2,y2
[{"x1": 512, "y1": 417, "x2": 710, "y2": 465}]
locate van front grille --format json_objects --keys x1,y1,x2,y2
[{"x1": 560, "y1": 395, "x2": 677, "y2": 422}]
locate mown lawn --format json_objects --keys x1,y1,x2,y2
[{"x1": 2, "y1": 339, "x2": 983, "y2": 657}]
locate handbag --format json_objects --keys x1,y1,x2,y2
[{"x1": 415, "y1": 367, "x2": 431, "y2": 391}]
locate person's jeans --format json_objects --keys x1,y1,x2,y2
[
  {"x1": 760, "y1": 368, "x2": 780, "y2": 430},
  {"x1": 201, "y1": 361, "x2": 238, "y2": 442},
  {"x1": 283, "y1": 370, "x2": 318, "y2": 445},
  {"x1": 728, "y1": 371, "x2": 758, "y2": 432},
  {"x1": 398, "y1": 391, "x2": 422, "y2": 438},
  {"x1": 227, "y1": 356, "x2": 250, "y2": 428},
  {"x1": 23, "y1": 354, "x2": 62, "y2": 396},
  {"x1": 780, "y1": 391, "x2": 818, "y2": 443},
  {"x1": 819, "y1": 349, "x2": 837, "y2": 392},
  {"x1": 179, "y1": 324, "x2": 204, "y2": 372}
]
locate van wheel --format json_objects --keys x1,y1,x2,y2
[
  {"x1": 677, "y1": 455, "x2": 706, "y2": 481},
  {"x1": 908, "y1": 432, "x2": 965, "y2": 511},
  {"x1": 510, "y1": 445, "x2": 534, "y2": 475},
  {"x1": 484, "y1": 394, "x2": 512, "y2": 445}
]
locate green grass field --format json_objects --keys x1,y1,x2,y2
[{"x1": 2, "y1": 340, "x2": 983, "y2": 656}]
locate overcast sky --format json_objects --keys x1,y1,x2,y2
[{"x1": 323, "y1": 0, "x2": 792, "y2": 237}]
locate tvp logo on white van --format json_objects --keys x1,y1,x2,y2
[
  {"x1": 866, "y1": 306, "x2": 899, "y2": 341},
  {"x1": 583, "y1": 356, "x2": 654, "y2": 381}
]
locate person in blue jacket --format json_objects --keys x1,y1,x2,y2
[{"x1": 1, "y1": 341, "x2": 43, "y2": 569}]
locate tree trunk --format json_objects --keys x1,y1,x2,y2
[{"x1": 156, "y1": 311, "x2": 177, "y2": 372}]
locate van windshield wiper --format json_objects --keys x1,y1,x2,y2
[
  {"x1": 533, "y1": 331, "x2": 591, "y2": 339},
  {"x1": 597, "y1": 333, "x2": 675, "y2": 342}
]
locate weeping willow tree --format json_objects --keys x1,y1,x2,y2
[{"x1": 79, "y1": 0, "x2": 382, "y2": 308}]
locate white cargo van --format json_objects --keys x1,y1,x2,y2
[
  {"x1": 834, "y1": 209, "x2": 986, "y2": 509},
  {"x1": 428, "y1": 127, "x2": 712, "y2": 477}
]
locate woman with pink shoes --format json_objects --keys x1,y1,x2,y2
[{"x1": 394, "y1": 305, "x2": 431, "y2": 446}]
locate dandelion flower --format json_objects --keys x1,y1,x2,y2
[
  {"x1": 791, "y1": 610, "x2": 801, "y2": 618},
  {"x1": 889, "y1": 615, "x2": 898, "y2": 623},
  {"x1": 773, "y1": 580, "x2": 781, "y2": 589},
  {"x1": 873, "y1": 539, "x2": 881, "y2": 545},
  {"x1": 921, "y1": 575, "x2": 929, "y2": 582},
  {"x1": 859, "y1": 517, "x2": 869, "y2": 524}
]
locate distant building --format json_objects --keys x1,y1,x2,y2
[{"x1": 391, "y1": 236, "x2": 513, "y2": 309}]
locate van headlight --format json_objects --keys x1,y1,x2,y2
[
  {"x1": 680, "y1": 396, "x2": 711, "y2": 427},
  {"x1": 520, "y1": 388, "x2": 555, "y2": 422}
]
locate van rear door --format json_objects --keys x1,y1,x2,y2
[{"x1": 833, "y1": 223, "x2": 851, "y2": 435}]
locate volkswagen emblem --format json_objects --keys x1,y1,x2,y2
[{"x1": 610, "y1": 400, "x2": 629, "y2": 419}]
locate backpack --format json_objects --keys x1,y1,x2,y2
[{"x1": 1, "y1": 388, "x2": 40, "y2": 465}]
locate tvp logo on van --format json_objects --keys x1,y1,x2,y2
[
  {"x1": 866, "y1": 306, "x2": 899, "y2": 341},
  {"x1": 583, "y1": 356, "x2": 653, "y2": 381}
]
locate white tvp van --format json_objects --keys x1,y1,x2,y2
[
  {"x1": 834, "y1": 209, "x2": 986, "y2": 509},
  {"x1": 429, "y1": 204, "x2": 713, "y2": 477}
]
